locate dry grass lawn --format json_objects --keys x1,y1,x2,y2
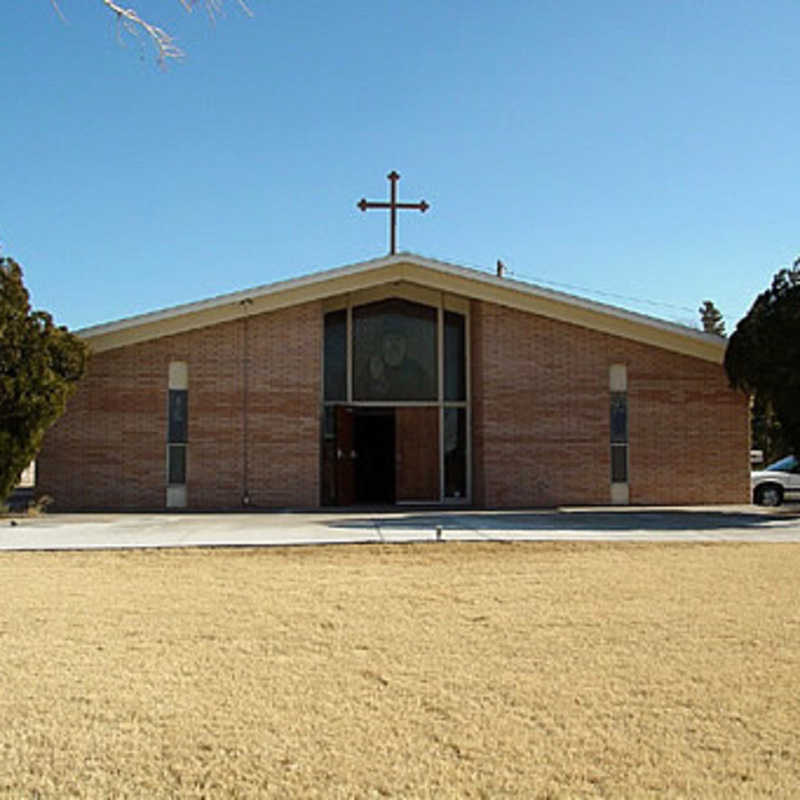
[{"x1": 1, "y1": 541, "x2": 799, "y2": 798}]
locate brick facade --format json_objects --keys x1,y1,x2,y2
[
  {"x1": 38, "y1": 302, "x2": 321, "y2": 510},
  {"x1": 470, "y1": 300, "x2": 750, "y2": 506},
  {"x1": 38, "y1": 290, "x2": 749, "y2": 510}
]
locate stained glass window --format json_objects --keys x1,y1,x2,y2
[
  {"x1": 324, "y1": 310, "x2": 347, "y2": 401},
  {"x1": 610, "y1": 391, "x2": 628, "y2": 482},
  {"x1": 352, "y1": 299, "x2": 437, "y2": 401}
]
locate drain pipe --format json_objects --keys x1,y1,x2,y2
[{"x1": 240, "y1": 298, "x2": 253, "y2": 507}]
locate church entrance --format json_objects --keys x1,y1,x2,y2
[
  {"x1": 322, "y1": 405, "x2": 440, "y2": 506},
  {"x1": 321, "y1": 289, "x2": 469, "y2": 506},
  {"x1": 354, "y1": 408, "x2": 395, "y2": 504}
]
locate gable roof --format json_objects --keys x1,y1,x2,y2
[{"x1": 79, "y1": 252, "x2": 725, "y2": 363}]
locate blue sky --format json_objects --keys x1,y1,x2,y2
[{"x1": 1, "y1": 1, "x2": 799, "y2": 331}]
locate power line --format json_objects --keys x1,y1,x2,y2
[{"x1": 502, "y1": 268, "x2": 698, "y2": 317}]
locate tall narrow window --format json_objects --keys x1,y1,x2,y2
[
  {"x1": 444, "y1": 311, "x2": 465, "y2": 402},
  {"x1": 610, "y1": 393, "x2": 628, "y2": 481},
  {"x1": 324, "y1": 309, "x2": 347, "y2": 401},
  {"x1": 444, "y1": 407, "x2": 467, "y2": 498},
  {"x1": 167, "y1": 362, "x2": 188, "y2": 508},
  {"x1": 609, "y1": 364, "x2": 628, "y2": 504},
  {"x1": 168, "y1": 390, "x2": 188, "y2": 482}
]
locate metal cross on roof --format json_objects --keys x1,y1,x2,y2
[{"x1": 357, "y1": 171, "x2": 429, "y2": 255}]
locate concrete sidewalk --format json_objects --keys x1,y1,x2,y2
[{"x1": 2, "y1": 506, "x2": 800, "y2": 551}]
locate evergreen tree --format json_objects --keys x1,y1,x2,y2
[
  {"x1": 0, "y1": 257, "x2": 88, "y2": 503},
  {"x1": 699, "y1": 300, "x2": 726, "y2": 336},
  {"x1": 750, "y1": 392, "x2": 790, "y2": 465},
  {"x1": 725, "y1": 262, "x2": 800, "y2": 459}
]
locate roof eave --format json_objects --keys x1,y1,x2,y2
[{"x1": 79, "y1": 252, "x2": 726, "y2": 363}]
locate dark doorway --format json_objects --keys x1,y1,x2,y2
[{"x1": 354, "y1": 409, "x2": 395, "y2": 504}]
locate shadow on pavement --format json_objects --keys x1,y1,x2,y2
[{"x1": 323, "y1": 508, "x2": 800, "y2": 533}]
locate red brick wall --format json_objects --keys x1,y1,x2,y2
[
  {"x1": 38, "y1": 295, "x2": 748, "y2": 510},
  {"x1": 38, "y1": 302, "x2": 321, "y2": 510},
  {"x1": 470, "y1": 300, "x2": 749, "y2": 506}
]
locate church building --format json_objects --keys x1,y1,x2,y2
[{"x1": 37, "y1": 252, "x2": 749, "y2": 510}]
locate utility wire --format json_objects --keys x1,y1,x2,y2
[{"x1": 501, "y1": 268, "x2": 698, "y2": 316}]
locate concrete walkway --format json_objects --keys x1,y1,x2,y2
[{"x1": 2, "y1": 506, "x2": 800, "y2": 551}]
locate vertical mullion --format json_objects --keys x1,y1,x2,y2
[{"x1": 346, "y1": 302, "x2": 353, "y2": 404}]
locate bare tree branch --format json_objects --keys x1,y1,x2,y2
[
  {"x1": 101, "y1": 0, "x2": 184, "y2": 64},
  {"x1": 50, "y1": 0, "x2": 67, "y2": 23},
  {"x1": 52, "y1": 1, "x2": 255, "y2": 66}
]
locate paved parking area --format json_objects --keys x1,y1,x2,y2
[{"x1": 2, "y1": 506, "x2": 800, "y2": 551}]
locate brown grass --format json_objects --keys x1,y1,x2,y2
[{"x1": 1, "y1": 541, "x2": 798, "y2": 798}]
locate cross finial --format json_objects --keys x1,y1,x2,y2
[{"x1": 357, "y1": 171, "x2": 429, "y2": 254}]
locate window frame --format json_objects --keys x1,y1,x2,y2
[
  {"x1": 166, "y1": 363, "x2": 189, "y2": 506},
  {"x1": 609, "y1": 365, "x2": 629, "y2": 504},
  {"x1": 321, "y1": 286, "x2": 470, "y2": 504}
]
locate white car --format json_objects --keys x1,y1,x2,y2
[{"x1": 751, "y1": 455, "x2": 800, "y2": 506}]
